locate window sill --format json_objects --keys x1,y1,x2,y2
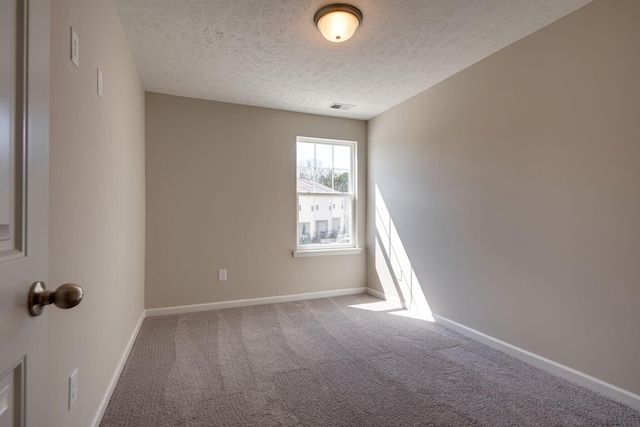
[{"x1": 292, "y1": 248, "x2": 363, "y2": 258}]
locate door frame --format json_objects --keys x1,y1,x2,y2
[
  {"x1": 0, "y1": 0, "x2": 50, "y2": 425},
  {"x1": 24, "y1": 0, "x2": 51, "y2": 423}
]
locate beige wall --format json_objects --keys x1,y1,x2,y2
[
  {"x1": 367, "y1": 0, "x2": 640, "y2": 395},
  {"x1": 49, "y1": 0, "x2": 145, "y2": 426},
  {"x1": 145, "y1": 93, "x2": 367, "y2": 309}
]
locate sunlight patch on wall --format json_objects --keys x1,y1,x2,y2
[{"x1": 373, "y1": 184, "x2": 434, "y2": 322}]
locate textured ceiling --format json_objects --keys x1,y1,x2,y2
[{"x1": 114, "y1": 0, "x2": 593, "y2": 120}]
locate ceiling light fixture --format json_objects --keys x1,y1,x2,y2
[{"x1": 314, "y1": 4, "x2": 363, "y2": 43}]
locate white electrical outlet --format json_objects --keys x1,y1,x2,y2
[
  {"x1": 218, "y1": 269, "x2": 227, "y2": 282},
  {"x1": 69, "y1": 369, "x2": 78, "y2": 410},
  {"x1": 70, "y1": 27, "x2": 79, "y2": 67}
]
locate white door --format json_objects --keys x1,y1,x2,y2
[{"x1": 0, "y1": 0, "x2": 50, "y2": 426}]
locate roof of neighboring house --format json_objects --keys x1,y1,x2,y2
[{"x1": 297, "y1": 178, "x2": 338, "y2": 194}]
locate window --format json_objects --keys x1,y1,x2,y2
[{"x1": 296, "y1": 136, "x2": 356, "y2": 250}]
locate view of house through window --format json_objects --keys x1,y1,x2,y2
[{"x1": 297, "y1": 137, "x2": 355, "y2": 249}]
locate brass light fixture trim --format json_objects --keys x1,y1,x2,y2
[{"x1": 314, "y1": 4, "x2": 363, "y2": 43}]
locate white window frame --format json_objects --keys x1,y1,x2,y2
[{"x1": 295, "y1": 136, "x2": 358, "y2": 255}]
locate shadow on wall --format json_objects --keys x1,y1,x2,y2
[{"x1": 352, "y1": 184, "x2": 434, "y2": 321}]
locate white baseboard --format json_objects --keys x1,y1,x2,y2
[
  {"x1": 92, "y1": 310, "x2": 146, "y2": 427},
  {"x1": 145, "y1": 287, "x2": 368, "y2": 317},
  {"x1": 433, "y1": 314, "x2": 640, "y2": 411},
  {"x1": 365, "y1": 287, "x2": 386, "y2": 300}
]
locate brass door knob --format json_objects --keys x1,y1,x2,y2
[{"x1": 28, "y1": 281, "x2": 83, "y2": 316}]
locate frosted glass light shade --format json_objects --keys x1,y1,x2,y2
[{"x1": 314, "y1": 5, "x2": 362, "y2": 43}]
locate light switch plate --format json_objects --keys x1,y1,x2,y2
[
  {"x1": 70, "y1": 27, "x2": 79, "y2": 67},
  {"x1": 69, "y1": 369, "x2": 78, "y2": 410},
  {"x1": 97, "y1": 68, "x2": 103, "y2": 98}
]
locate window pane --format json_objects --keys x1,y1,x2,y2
[
  {"x1": 298, "y1": 194, "x2": 351, "y2": 246},
  {"x1": 297, "y1": 142, "x2": 315, "y2": 182},
  {"x1": 334, "y1": 145, "x2": 351, "y2": 170},
  {"x1": 315, "y1": 144, "x2": 333, "y2": 169},
  {"x1": 297, "y1": 142, "x2": 314, "y2": 165},
  {"x1": 332, "y1": 170, "x2": 350, "y2": 193},
  {"x1": 315, "y1": 168, "x2": 333, "y2": 190}
]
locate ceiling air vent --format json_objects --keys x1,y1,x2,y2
[{"x1": 328, "y1": 102, "x2": 355, "y2": 111}]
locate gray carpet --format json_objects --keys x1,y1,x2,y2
[{"x1": 100, "y1": 294, "x2": 640, "y2": 426}]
